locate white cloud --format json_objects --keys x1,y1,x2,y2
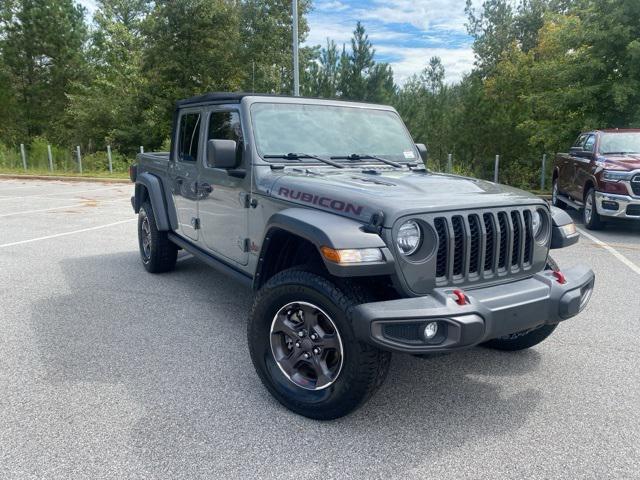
[{"x1": 375, "y1": 45, "x2": 475, "y2": 84}]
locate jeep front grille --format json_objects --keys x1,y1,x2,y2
[{"x1": 433, "y1": 208, "x2": 535, "y2": 285}]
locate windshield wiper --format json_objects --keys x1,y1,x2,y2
[
  {"x1": 601, "y1": 151, "x2": 639, "y2": 155},
  {"x1": 330, "y1": 153, "x2": 403, "y2": 168},
  {"x1": 263, "y1": 152, "x2": 344, "y2": 168}
]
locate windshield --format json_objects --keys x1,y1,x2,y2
[
  {"x1": 250, "y1": 103, "x2": 417, "y2": 162},
  {"x1": 599, "y1": 132, "x2": 640, "y2": 154}
]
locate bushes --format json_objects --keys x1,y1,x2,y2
[{"x1": 0, "y1": 138, "x2": 132, "y2": 175}]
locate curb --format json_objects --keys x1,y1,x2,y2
[{"x1": 0, "y1": 173, "x2": 129, "y2": 184}]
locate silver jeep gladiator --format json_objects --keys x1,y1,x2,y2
[{"x1": 130, "y1": 93, "x2": 595, "y2": 420}]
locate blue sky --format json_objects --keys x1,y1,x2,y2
[
  {"x1": 79, "y1": 0, "x2": 478, "y2": 84},
  {"x1": 306, "y1": 0, "x2": 478, "y2": 83}
]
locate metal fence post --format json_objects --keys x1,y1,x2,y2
[
  {"x1": 140, "y1": 146, "x2": 144, "y2": 154},
  {"x1": 47, "y1": 144, "x2": 53, "y2": 172},
  {"x1": 107, "y1": 145, "x2": 113, "y2": 174},
  {"x1": 447, "y1": 153, "x2": 452, "y2": 173},
  {"x1": 494, "y1": 154, "x2": 500, "y2": 183},
  {"x1": 76, "y1": 146, "x2": 82, "y2": 174},
  {"x1": 20, "y1": 143, "x2": 27, "y2": 171},
  {"x1": 541, "y1": 153, "x2": 546, "y2": 191}
]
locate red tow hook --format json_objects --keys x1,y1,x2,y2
[
  {"x1": 552, "y1": 270, "x2": 567, "y2": 284},
  {"x1": 452, "y1": 289, "x2": 469, "y2": 306}
]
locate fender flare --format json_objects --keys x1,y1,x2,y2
[
  {"x1": 257, "y1": 208, "x2": 394, "y2": 282},
  {"x1": 134, "y1": 172, "x2": 171, "y2": 231}
]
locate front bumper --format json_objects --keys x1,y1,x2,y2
[
  {"x1": 352, "y1": 265, "x2": 595, "y2": 354},
  {"x1": 595, "y1": 191, "x2": 640, "y2": 219}
]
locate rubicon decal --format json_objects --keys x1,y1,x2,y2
[{"x1": 277, "y1": 187, "x2": 363, "y2": 215}]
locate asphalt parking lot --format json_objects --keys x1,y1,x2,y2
[{"x1": 0, "y1": 178, "x2": 638, "y2": 479}]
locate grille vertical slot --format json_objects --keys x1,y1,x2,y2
[
  {"x1": 434, "y1": 217, "x2": 448, "y2": 278},
  {"x1": 483, "y1": 213, "x2": 495, "y2": 272},
  {"x1": 452, "y1": 216, "x2": 465, "y2": 277}
]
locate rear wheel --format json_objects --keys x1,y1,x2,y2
[
  {"x1": 551, "y1": 178, "x2": 565, "y2": 209},
  {"x1": 138, "y1": 200, "x2": 177, "y2": 273},
  {"x1": 248, "y1": 269, "x2": 391, "y2": 420},
  {"x1": 583, "y1": 188, "x2": 603, "y2": 230},
  {"x1": 482, "y1": 258, "x2": 560, "y2": 351}
]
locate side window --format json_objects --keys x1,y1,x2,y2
[
  {"x1": 583, "y1": 135, "x2": 596, "y2": 152},
  {"x1": 573, "y1": 135, "x2": 587, "y2": 149},
  {"x1": 207, "y1": 111, "x2": 243, "y2": 167},
  {"x1": 177, "y1": 113, "x2": 201, "y2": 162}
]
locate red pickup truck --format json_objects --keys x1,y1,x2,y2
[{"x1": 552, "y1": 129, "x2": 640, "y2": 229}]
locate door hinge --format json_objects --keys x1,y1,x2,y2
[
  {"x1": 191, "y1": 217, "x2": 201, "y2": 230},
  {"x1": 241, "y1": 192, "x2": 257, "y2": 209}
]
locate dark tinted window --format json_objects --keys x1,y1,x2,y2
[
  {"x1": 573, "y1": 134, "x2": 587, "y2": 149},
  {"x1": 177, "y1": 113, "x2": 201, "y2": 162},
  {"x1": 208, "y1": 111, "x2": 243, "y2": 166},
  {"x1": 583, "y1": 135, "x2": 596, "y2": 152}
]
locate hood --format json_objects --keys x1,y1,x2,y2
[
  {"x1": 261, "y1": 167, "x2": 544, "y2": 226},
  {"x1": 599, "y1": 154, "x2": 640, "y2": 171}
]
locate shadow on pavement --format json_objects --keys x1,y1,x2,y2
[{"x1": 28, "y1": 251, "x2": 545, "y2": 479}]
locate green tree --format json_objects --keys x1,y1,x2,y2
[
  {"x1": 65, "y1": 0, "x2": 151, "y2": 152},
  {"x1": 0, "y1": 0, "x2": 88, "y2": 142}
]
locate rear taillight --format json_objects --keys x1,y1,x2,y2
[{"x1": 129, "y1": 164, "x2": 137, "y2": 182}]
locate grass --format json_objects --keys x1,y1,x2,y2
[{"x1": 0, "y1": 167, "x2": 130, "y2": 180}]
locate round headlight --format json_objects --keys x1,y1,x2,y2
[
  {"x1": 397, "y1": 220, "x2": 421, "y2": 255},
  {"x1": 531, "y1": 210, "x2": 542, "y2": 237}
]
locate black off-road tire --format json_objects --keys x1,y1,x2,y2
[
  {"x1": 482, "y1": 257, "x2": 560, "y2": 351},
  {"x1": 583, "y1": 187, "x2": 603, "y2": 230},
  {"x1": 248, "y1": 269, "x2": 391, "y2": 420},
  {"x1": 138, "y1": 200, "x2": 178, "y2": 273}
]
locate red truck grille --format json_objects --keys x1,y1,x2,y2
[{"x1": 434, "y1": 208, "x2": 534, "y2": 285}]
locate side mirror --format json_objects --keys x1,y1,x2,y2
[
  {"x1": 207, "y1": 139, "x2": 237, "y2": 169},
  {"x1": 569, "y1": 146, "x2": 584, "y2": 155},
  {"x1": 416, "y1": 143, "x2": 428, "y2": 163}
]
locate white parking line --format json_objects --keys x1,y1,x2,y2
[
  {"x1": 0, "y1": 198, "x2": 131, "y2": 218},
  {"x1": 577, "y1": 227, "x2": 640, "y2": 276},
  {"x1": 0, "y1": 185, "x2": 125, "y2": 200},
  {"x1": 0, "y1": 219, "x2": 135, "y2": 248}
]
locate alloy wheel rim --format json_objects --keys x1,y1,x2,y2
[
  {"x1": 585, "y1": 195, "x2": 593, "y2": 223},
  {"x1": 269, "y1": 301, "x2": 344, "y2": 391},
  {"x1": 141, "y1": 217, "x2": 152, "y2": 260}
]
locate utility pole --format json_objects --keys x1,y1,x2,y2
[{"x1": 292, "y1": 0, "x2": 300, "y2": 96}]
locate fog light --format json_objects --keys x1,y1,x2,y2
[
  {"x1": 423, "y1": 322, "x2": 439, "y2": 340},
  {"x1": 602, "y1": 200, "x2": 619, "y2": 211}
]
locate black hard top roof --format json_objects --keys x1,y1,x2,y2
[{"x1": 176, "y1": 92, "x2": 302, "y2": 107}]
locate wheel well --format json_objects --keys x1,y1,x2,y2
[
  {"x1": 583, "y1": 180, "x2": 595, "y2": 200},
  {"x1": 254, "y1": 230, "x2": 326, "y2": 289},
  {"x1": 134, "y1": 183, "x2": 149, "y2": 212}
]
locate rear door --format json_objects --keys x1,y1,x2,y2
[
  {"x1": 562, "y1": 134, "x2": 586, "y2": 199},
  {"x1": 572, "y1": 134, "x2": 596, "y2": 200},
  {"x1": 169, "y1": 108, "x2": 203, "y2": 240},
  {"x1": 197, "y1": 106, "x2": 249, "y2": 265}
]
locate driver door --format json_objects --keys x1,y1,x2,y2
[{"x1": 197, "y1": 107, "x2": 249, "y2": 266}]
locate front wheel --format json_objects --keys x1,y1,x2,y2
[
  {"x1": 248, "y1": 269, "x2": 391, "y2": 420},
  {"x1": 583, "y1": 188, "x2": 603, "y2": 230}
]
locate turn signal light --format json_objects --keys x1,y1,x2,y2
[{"x1": 320, "y1": 246, "x2": 383, "y2": 264}]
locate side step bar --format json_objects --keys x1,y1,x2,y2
[
  {"x1": 557, "y1": 194, "x2": 583, "y2": 210},
  {"x1": 168, "y1": 232, "x2": 253, "y2": 289}
]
